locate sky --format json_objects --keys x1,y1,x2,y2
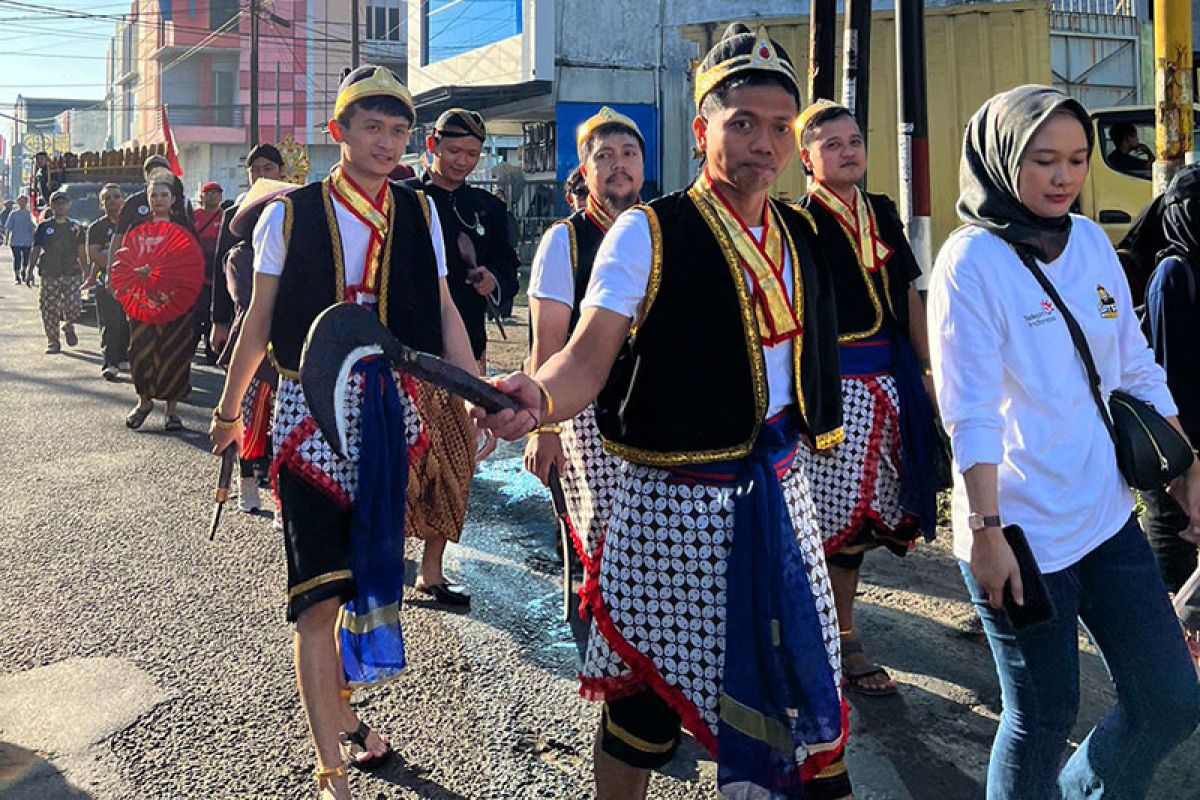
[{"x1": 0, "y1": 1, "x2": 117, "y2": 112}]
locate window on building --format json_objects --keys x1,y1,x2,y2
[
  {"x1": 210, "y1": 0, "x2": 239, "y2": 30},
  {"x1": 212, "y1": 70, "x2": 236, "y2": 127},
  {"x1": 422, "y1": 0, "x2": 521, "y2": 65},
  {"x1": 366, "y1": 0, "x2": 402, "y2": 42}
]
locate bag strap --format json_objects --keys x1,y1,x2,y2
[{"x1": 1009, "y1": 244, "x2": 1120, "y2": 449}]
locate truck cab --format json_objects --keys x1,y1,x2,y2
[{"x1": 1080, "y1": 105, "x2": 1200, "y2": 242}]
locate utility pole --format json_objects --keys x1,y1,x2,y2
[
  {"x1": 842, "y1": 0, "x2": 872, "y2": 178},
  {"x1": 1153, "y1": 0, "x2": 1192, "y2": 194},
  {"x1": 249, "y1": 0, "x2": 259, "y2": 146},
  {"x1": 351, "y1": 0, "x2": 360, "y2": 69},
  {"x1": 808, "y1": 0, "x2": 837, "y2": 103},
  {"x1": 896, "y1": 0, "x2": 932, "y2": 280}
]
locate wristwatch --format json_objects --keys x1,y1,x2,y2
[{"x1": 968, "y1": 513, "x2": 1002, "y2": 532}]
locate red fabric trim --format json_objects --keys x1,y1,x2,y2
[
  {"x1": 243, "y1": 384, "x2": 274, "y2": 460},
  {"x1": 581, "y1": 580, "x2": 718, "y2": 754},
  {"x1": 269, "y1": 416, "x2": 352, "y2": 511},
  {"x1": 823, "y1": 378, "x2": 892, "y2": 556},
  {"x1": 800, "y1": 696, "x2": 852, "y2": 781},
  {"x1": 580, "y1": 570, "x2": 851, "y2": 773},
  {"x1": 398, "y1": 372, "x2": 430, "y2": 462},
  {"x1": 576, "y1": 533, "x2": 605, "y2": 621}
]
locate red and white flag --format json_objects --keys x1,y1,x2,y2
[{"x1": 159, "y1": 105, "x2": 183, "y2": 176}]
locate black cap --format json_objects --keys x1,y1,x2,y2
[
  {"x1": 143, "y1": 154, "x2": 171, "y2": 173},
  {"x1": 49, "y1": 189, "x2": 69, "y2": 202},
  {"x1": 246, "y1": 143, "x2": 285, "y2": 168}
]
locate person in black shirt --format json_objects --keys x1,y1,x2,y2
[
  {"x1": 29, "y1": 190, "x2": 85, "y2": 354},
  {"x1": 86, "y1": 183, "x2": 129, "y2": 380},
  {"x1": 405, "y1": 108, "x2": 520, "y2": 604},
  {"x1": 1107, "y1": 121, "x2": 1155, "y2": 177},
  {"x1": 1143, "y1": 165, "x2": 1200, "y2": 593},
  {"x1": 108, "y1": 154, "x2": 194, "y2": 269},
  {"x1": 408, "y1": 108, "x2": 520, "y2": 365}
]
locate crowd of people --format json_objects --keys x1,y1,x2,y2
[{"x1": 5, "y1": 19, "x2": 1200, "y2": 800}]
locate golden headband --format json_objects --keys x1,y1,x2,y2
[
  {"x1": 795, "y1": 99, "x2": 845, "y2": 143},
  {"x1": 333, "y1": 67, "x2": 415, "y2": 121},
  {"x1": 693, "y1": 25, "x2": 799, "y2": 109},
  {"x1": 576, "y1": 106, "x2": 643, "y2": 147}
]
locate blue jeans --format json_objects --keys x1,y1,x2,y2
[{"x1": 960, "y1": 516, "x2": 1200, "y2": 799}]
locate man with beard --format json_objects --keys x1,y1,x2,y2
[
  {"x1": 796, "y1": 100, "x2": 943, "y2": 698},
  {"x1": 404, "y1": 109, "x2": 520, "y2": 606},
  {"x1": 85, "y1": 184, "x2": 130, "y2": 380},
  {"x1": 524, "y1": 107, "x2": 646, "y2": 583},
  {"x1": 472, "y1": 24, "x2": 851, "y2": 800}
]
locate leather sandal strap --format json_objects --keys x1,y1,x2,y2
[{"x1": 314, "y1": 763, "x2": 347, "y2": 780}]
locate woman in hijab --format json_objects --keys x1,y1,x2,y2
[
  {"x1": 927, "y1": 85, "x2": 1200, "y2": 799},
  {"x1": 1143, "y1": 165, "x2": 1200, "y2": 593}
]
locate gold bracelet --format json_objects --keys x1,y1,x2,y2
[
  {"x1": 212, "y1": 408, "x2": 239, "y2": 428},
  {"x1": 531, "y1": 376, "x2": 554, "y2": 423},
  {"x1": 529, "y1": 424, "x2": 562, "y2": 438}
]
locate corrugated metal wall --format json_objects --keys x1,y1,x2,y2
[{"x1": 682, "y1": 1, "x2": 1052, "y2": 253}]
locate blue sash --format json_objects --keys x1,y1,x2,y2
[
  {"x1": 672, "y1": 413, "x2": 842, "y2": 796},
  {"x1": 839, "y1": 333, "x2": 939, "y2": 541},
  {"x1": 338, "y1": 357, "x2": 409, "y2": 684}
]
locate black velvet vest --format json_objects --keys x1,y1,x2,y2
[
  {"x1": 799, "y1": 192, "x2": 917, "y2": 341},
  {"x1": 268, "y1": 178, "x2": 443, "y2": 375},
  {"x1": 560, "y1": 210, "x2": 607, "y2": 332},
  {"x1": 595, "y1": 190, "x2": 844, "y2": 466}
]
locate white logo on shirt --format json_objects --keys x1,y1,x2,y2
[
  {"x1": 1024, "y1": 299, "x2": 1058, "y2": 328},
  {"x1": 138, "y1": 205, "x2": 149, "y2": 216},
  {"x1": 45, "y1": 226, "x2": 54, "y2": 235}
]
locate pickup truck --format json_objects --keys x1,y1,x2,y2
[{"x1": 1080, "y1": 105, "x2": 1200, "y2": 242}]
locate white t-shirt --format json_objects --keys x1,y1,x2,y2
[
  {"x1": 928, "y1": 217, "x2": 1177, "y2": 572},
  {"x1": 253, "y1": 191, "x2": 448, "y2": 281},
  {"x1": 581, "y1": 208, "x2": 797, "y2": 418},
  {"x1": 528, "y1": 222, "x2": 575, "y2": 308}
]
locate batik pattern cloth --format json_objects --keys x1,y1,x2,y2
[
  {"x1": 270, "y1": 369, "x2": 425, "y2": 509},
  {"x1": 39, "y1": 275, "x2": 81, "y2": 346},
  {"x1": 559, "y1": 405, "x2": 622, "y2": 567},
  {"x1": 578, "y1": 453, "x2": 843, "y2": 763}
]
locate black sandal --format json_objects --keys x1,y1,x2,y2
[
  {"x1": 164, "y1": 414, "x2": 184, "y2": 432},
  {"x1": 339, "y1": 720, "x2": 393, "y2": 772},
  {"x1": 840, "y1": 630, "x2": 898, "y2": 697},
  {"x1": 416, "y1": 581, "x2": 471, "y2": 606},
  {"x1": 125, "y1": 404, "x2": 152, "y2": 430}
]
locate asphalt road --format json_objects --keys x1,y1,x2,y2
[{"x1": 0, "y1": 250, "x2": 1198, "y2": 800}]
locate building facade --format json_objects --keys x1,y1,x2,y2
[{"x1": 105, "y1": 0, "x2": 407, "y2": 197}]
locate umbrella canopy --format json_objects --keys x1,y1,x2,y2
[{"x1": 110, "y1": 221, "x2": 204, "y2": 324}]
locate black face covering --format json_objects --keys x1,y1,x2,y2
[
  {"x1": 1158, "y1": 164, "x2": 1200, "y2": 264},
  {"x1": 957, "y1": 85, "x2": 1094, "y2": 262}
]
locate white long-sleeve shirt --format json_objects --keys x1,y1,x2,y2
[{"x1": 928, "y1": 217, "x2": 1176, "y2": 572}]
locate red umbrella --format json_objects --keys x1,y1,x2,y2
[{"x1": 110, "y1": 220, "x2": 204, "y2": 324}]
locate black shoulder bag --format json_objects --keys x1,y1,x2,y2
[{"x1": 1013, "y1": 246, "x2": 1194, "y2": 490}]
